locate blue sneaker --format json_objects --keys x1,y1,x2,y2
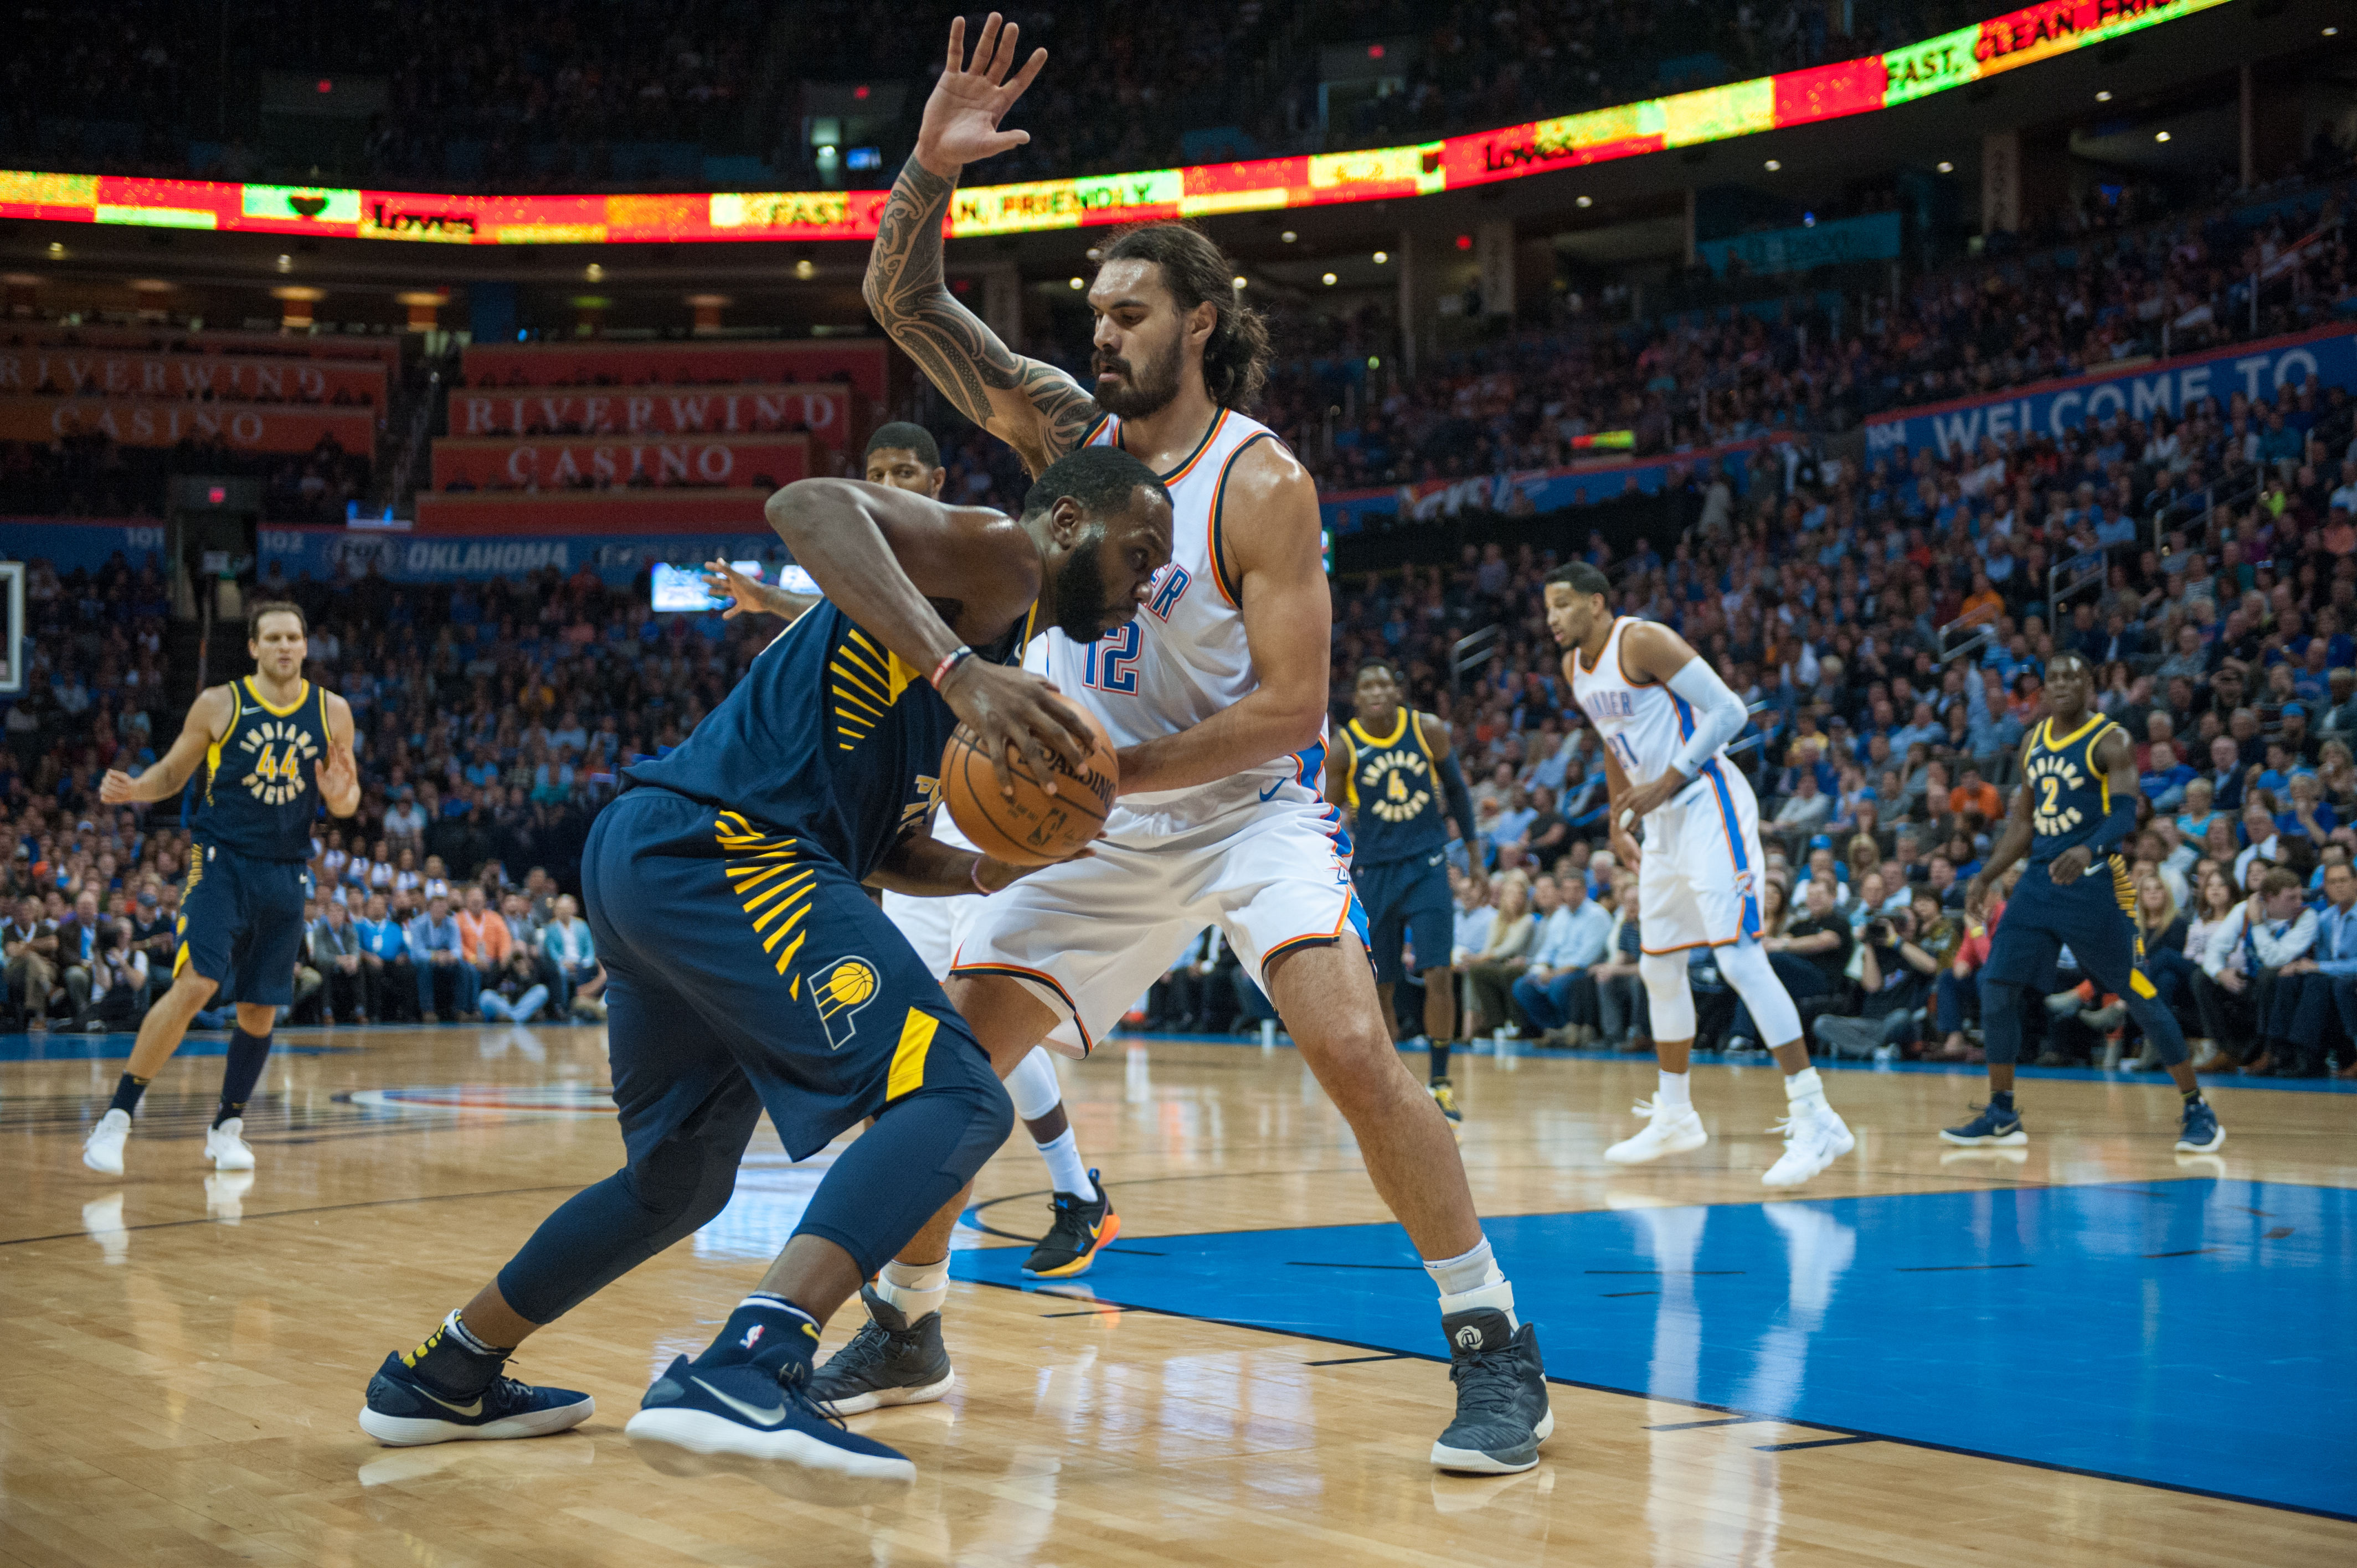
[
  {"x1": 1939, "y1": 1102, "x2": 2027, "y2": 1147},
  {"x1": 357, "y1": 1352, "x2": 594, "y2": 1446},
  {"x1": 2175, "y1": 1098, "x2": 2225, "y2": 1153},
  {"x1": 624, "y1": 1355, "x2": 914, "y2": 1504}
]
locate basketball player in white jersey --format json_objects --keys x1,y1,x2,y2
[
  {"x1": 704, "y1": 419, "x2": 1121, "y2": 1288},
  {"x1": 1546, "y1": 562, "x2": 1854, "y2": 1186},
  {"x1": 831, "y1": 13, "x2": 1553, "y2": 1473}
]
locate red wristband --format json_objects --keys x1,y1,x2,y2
[{"x1": 930, "y1": 646, "x2": 975, "y2": 689}]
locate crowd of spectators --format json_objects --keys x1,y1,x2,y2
[
  {"x1": 1248, "y1": 164, "x2": 2356, "y2": 496},
  {"x1": 0, "y1": 432, "x2": 371, "y2": 524}
]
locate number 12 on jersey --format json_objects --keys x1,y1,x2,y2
[{"x1": 1083, "y1": 620, "x2": 1142, "y2": 694}]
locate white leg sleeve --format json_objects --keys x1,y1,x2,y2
[
  {"x1": 1714, "y1": 938, "x2": 1803, "y2": 1048},
  {"x1": 1006, "y1": 1045, "x2": 1064, "y2": 1122},
  {"x1": 1639, "y1": 951, "x2": 1695, "y2": 1042}
]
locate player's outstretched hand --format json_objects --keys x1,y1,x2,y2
[
  {"x1": 917, "y1": 13, "x2": 1048, "y2": 175},
  {"x1": 700, "y1": 559, "x2": 767, "y2": 619},
  {"x1": 99, "y1": 768, "x2": 137, "y2": 806},
  {"x1": 943, "y1": 660, "x2": 1094, "y2": 801}
]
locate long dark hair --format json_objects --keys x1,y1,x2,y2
[{"x1": 1100, "y1": 222, "x2": 1269, "y2": 411}]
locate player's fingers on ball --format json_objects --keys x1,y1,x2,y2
[{"x1": 1018, "y1": 726, "x2": 1064, "y2": 795}]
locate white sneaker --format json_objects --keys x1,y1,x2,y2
[
  {"x1": 1761, "y1": 1103, "x2": 1855, "y2": 1187},
  {"x1": 82, "y1": 1108, "x2": 130, "y2": 1175},
  {"x1": 205, "y1": 1117, "x2": 256, "y2": 1171},
  {"x1": 1603, "y1": 1100, "x2": 1708, "y2": 1164}
]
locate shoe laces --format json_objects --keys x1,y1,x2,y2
[
  {"x1": 779, "y1": 1357, "x2": 851, "y2": 1433},
  {"x1": 1628, "y1": 1096, "x2": 1659, "y2": 1118},
  {"x1": 1447, "y1": 1339, "x2": 1526, "y2": 1419}
]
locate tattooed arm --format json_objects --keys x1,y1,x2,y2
[{"x1": 863, "y1": 14, "x2": 1100, "y2": 477}]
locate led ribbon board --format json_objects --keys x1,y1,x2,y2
[{"x1": 0, "y1": 0, "x2": 2232, "y2": 245}]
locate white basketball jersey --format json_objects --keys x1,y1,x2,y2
[
  {"x1": 1030, "y1": 406, "x2": 1319, "y2": 812},
  {"x1": 1571, "y1": 617, "x2": 1717, "y2": 788}
]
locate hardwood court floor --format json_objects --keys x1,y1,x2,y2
[{"x1": 3, "y1": 1023, "x2": 2354, "y2": 1567}]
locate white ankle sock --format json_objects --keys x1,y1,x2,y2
[
  {"x1": 1656, "y1": 1069, "x2": 1692, "y2": 1110},
  {"x1": 874, "y1": 1258, "x2": 949, "y2": 1322},
  {"x1": 1035, "y1": 1129, "x2": 1095, "y2": 1200},
  {"x1": 1784, "y1": 1066, "x2": 1826, "y2": 1108}
]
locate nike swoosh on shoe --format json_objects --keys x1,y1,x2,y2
[
  {"x1": 417, "y1": 1388, "x2": 484, "y2": 1417},
  {"x1": 691, "y1": 1376, "x2": 788, "y2": 1427}
]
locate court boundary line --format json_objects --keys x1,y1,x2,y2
[{"x1": 0, "y1": 1183, "x2": 587, "y2": 1248}]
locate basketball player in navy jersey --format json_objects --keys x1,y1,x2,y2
[
  {"x1": 1327, "y1": 661, "x2": 1481, "y2": 1122},
  {"x1": 1944, "y1": 652, "x2": 2223, "y2": 1152},
  {"x1": 359, "y1": 450, "x2": 1171, "y2": 1504},
  {"x1": 84, "y1": 602, "x2": 358, "y2": 1177}
]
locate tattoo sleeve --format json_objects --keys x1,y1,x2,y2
[{"x1": 863, "y1": 156, "x2": 1101, "y2": 472}]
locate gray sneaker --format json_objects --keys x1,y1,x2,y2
[
  {"x1": 806, "y1": 1285, "x2": 954, "y2": 1417},
  {"x1": 1430, "y1": 1308, "x2": 1553, "y2": 1473}
]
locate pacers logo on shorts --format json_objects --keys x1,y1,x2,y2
[{"x1": 812, "y1": 957, "x2": 878, "y2": 1050}]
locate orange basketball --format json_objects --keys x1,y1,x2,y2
[{"x1": 941, "y1": 708, "x2": 1118, "y2": 866}]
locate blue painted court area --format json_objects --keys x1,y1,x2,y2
[
  {"x1": 955, "y1": 1179, "x2": 2357, "y2": 1518},
  {"x1": 0, "y1": 1031, "x2": 361, "y2": 1062}
]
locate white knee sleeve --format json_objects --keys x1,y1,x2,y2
[
  {"x1": 1639, "y1": 951, "x2": 1695, "y2": 1041},
  {"x1": 1715, "y1": 938, "x2": 1803, "y2": 1046},
  {"x1": 1005, "y1": 1045, "x2": 1064, "y2": 1121}
]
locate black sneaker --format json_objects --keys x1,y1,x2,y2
[
  {"x1": 1022, "y1": 1170, "x2": 1120, "y2": 1278},
  {"x1": 1430, "y1": 1308, "x2": 1553, "y2": 1473},
  {"x1": 806, "y1": 1284, "x2": 955, "y2": 1417},
  {"x1": 357, "y1": 1352, "x2": 594, "y2": 1446}
]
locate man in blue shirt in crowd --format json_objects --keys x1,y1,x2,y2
[
  {"x1": 1510, "y1": 875, "x2": 1614, "y2": 1045},
  {"x1": 356, "y1": 893, "x2": 411, "y2": 1023},
  {"x1": 405, "y1": 892, "x2": 476, "y2": 1022}
]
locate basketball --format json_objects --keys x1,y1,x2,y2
[{"x1": 941, "y1": 708, "x2": 1118, "y2": 866}]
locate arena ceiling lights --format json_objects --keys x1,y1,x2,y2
[{"x1": 0, "y1": 0, "x2": 2232, "y2": 246}]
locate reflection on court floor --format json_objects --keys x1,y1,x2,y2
[{"x1": 956, "y1": 1180, "x2": 2357, "y2": 1519}]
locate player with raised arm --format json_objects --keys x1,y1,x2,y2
[
  {"x1": 1942, "y1": 652, "x2": 2222, "y2": 1153},
  {"x1": 84, "y1": 604, "x2": 358, "y2": 1177},
  {"x1": 830, "y1": 14, "x2": 1553, "y2": 1475},
  {"x1": 1327, "y1": 660, "x2": 1484, "y2": 1123},
  {"x1": 357, "y1": 451, "x2": 1171, "y2": 1505},
  {"x1": 1545, "y1": 562, "x2": 1856, "y2": 1187}
]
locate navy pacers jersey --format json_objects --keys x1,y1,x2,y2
[
  {"x1": 2021, "y1": 711, "x2": 2139, "y2": 923},
  {"x1": 624, "y1": 600, "x2": 1036, "y2": 881},
  {"x1": 195, "y1": 677, "x2": 331, "y2": 862},
  {"x1": 1344, "y1": 709, "x2": 1447, "y2": 866}
]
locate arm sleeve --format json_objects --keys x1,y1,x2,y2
[
  {"x1": 1666, "y1": 657, "x2": 1749, "y2": 780},
  {"x1": 1437, "y1": 749, "x2": 1480, "y2": 855}
]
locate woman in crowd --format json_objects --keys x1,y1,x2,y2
[
  {"x1": 2124, "y1": 867, "x2": 2194, "y2": 1070},
  {"x1": 1462, "y1": 871, "x2": 1536, "y2": 1040}
]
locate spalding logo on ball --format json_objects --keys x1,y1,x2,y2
[{"x1": 940, "y1": 708, "x2": 1118, "y2": 866}]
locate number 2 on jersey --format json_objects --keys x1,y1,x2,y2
[{"x1": 1083, "y1": 620, "x2": 1142, "y2": 694}]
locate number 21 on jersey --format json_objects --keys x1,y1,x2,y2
[{"x1": 1083, "y1": 620, "x2": 1142, "y2": 694}]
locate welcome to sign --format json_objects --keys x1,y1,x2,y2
[{"x1": 1864, "y1": 323, "x2": 2357, "y2": 462}]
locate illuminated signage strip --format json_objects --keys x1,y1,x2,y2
[{"x1": 0, "y1": 1, "x2": 2232, "y2": 246}]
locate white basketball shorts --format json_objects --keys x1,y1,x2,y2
[
  {"x1": 1636, "y1": 757, "x2": 1766, "y2": 955},
  {"x1": 950, "y1": 781, "x2": 1367, "y2": 1058},
  {"x1": 879, "y1": 888, "x2": 974, "y2": 982}
]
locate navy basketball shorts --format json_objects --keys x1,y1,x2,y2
[
  {"x1": 581, "y1": 786, "x2": 1000, "y2": 1165},
  {"x1": 174, "y1": 842, "x2": 310, "y2": 1005},
  {"x1": 1982, "y1": 860, "x2": 2152, "y2": 999},
  {"x1": 1353, "y1": 850, "x2": 1455, "y2": 986}
]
